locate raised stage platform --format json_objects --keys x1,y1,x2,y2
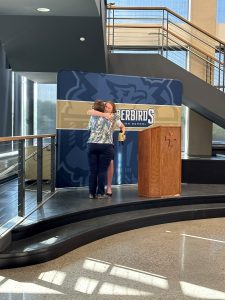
[
  {"x1": 1, "y1": 183, "x2": 225, "y2": 269},
  {"x1": 182, "y1": 155, "x2": 225, "y2": 184}
]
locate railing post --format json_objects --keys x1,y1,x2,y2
[
  {"x1": 210, "y1": 58, "x2": 212, "y2": 84},
  {"x1": 166, "y1": 10, "x2": 169, "y2": 58},
  {"x1": 50, "y1": 136, "x2": 55, "y2": 193},
  {"x1": 18, "y1": 139, "x2": 25, "y2": 217},
  {"x1": 218, "y1": 43, "x2": 222, "y2": 89},
  {"x1": 206, "y1": 57, "x2": 208, "y2": 83},
  {"x1": 161, "y1": 9, "x2": 165, "y2": 55},
  {"x1": 223, "y1": 47, "x2": 225, "y2": 92},
  {"x1": 158, "y1": 27, "x2": 160, "y2": 53},
  {"x1": 112, "y1": 7, "x2": 115, "y2": 51},
  {"x1": 37, "y1": 137, "x2": 43, "y2": 204},
  {"x1": 107, "y1": 5, "x2": 111, "y2": 50}
]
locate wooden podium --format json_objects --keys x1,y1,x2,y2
[{"x1": 138, "y1": 126, "x2": 181, "y2": 197}]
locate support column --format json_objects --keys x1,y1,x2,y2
[
  {"x1": 0, "y1": 42, "x2": 12, "y2": 138},
  {"x1": 187, "y1": 0, "x2": 216, "y2": 156},
  {"x1": 13, "y1": 73, "x2": 22, "y2": 136}
]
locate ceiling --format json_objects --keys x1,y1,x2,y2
[
  {"x1": 0, "y1": 0, "x2": 107, "y2": 83},
  {"x1": 0, "y1": 0, "x2": 101, "y2": 17}
]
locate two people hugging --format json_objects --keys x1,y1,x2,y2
[{"x1": 87, "y1": 100, "x2": 126, "y2": 199}]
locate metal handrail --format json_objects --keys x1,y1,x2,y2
[
  {"x1": 0, "y1": 134, "x2": 56, "y2": 217},
  {"x1": 107, "y1": 6, "x2": 225, "y2": 92},
  {"x1": 107, "y1": 23, "x2": 223, "y2": 65},
  {"x1": 107, "y1": 6, "x2": 225, "y2": 47},
  {"x1": 0, "y1": 144, "x2": 51, "y2": 178},
  {"x1": 0, "y1": 133, "x2": 56, "y2": 142}
]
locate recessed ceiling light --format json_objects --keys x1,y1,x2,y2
[
  {"x1": 80, "y1": 37, "x2": 86, "y2": 42},
  {"x1": 37, "y1": 8, "x2": 50, "y2": 12}
]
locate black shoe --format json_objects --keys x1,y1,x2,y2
[
  {"x1": 89, "y1": 194, "x2": 95, "y2": 199},
  {"x1": 106, "y1": 192, "x2": 112, "y2": 197}
]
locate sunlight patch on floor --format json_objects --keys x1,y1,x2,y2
[
  {"x1": 74, "y1": 277, "x2": 99, "y2": 294},
  {"x1": 180, "y1": 281, "x2": 225, "y2": 299},
  {"x1": 39, "y1": 270, "x2": 66, "y2": 285},
  {"x1": 0, "y1": 279, "x2": 64, "y2": 294},
  {"x1": 99, "y1": 282, "x2": 153, "y2": 296}
]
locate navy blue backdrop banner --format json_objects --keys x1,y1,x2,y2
[{"x1": 56, "y1": 70, "x2": 182, "y2": 188}]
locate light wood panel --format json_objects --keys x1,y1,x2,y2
[{"x1": 138, "y1": 126, "x2": 181, "y2": 197}]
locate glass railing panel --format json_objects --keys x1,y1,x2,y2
[{"x1": 0, "y1": 135, "x2": 55, "y2": 238}]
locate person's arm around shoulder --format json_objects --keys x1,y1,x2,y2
[{"x1": 87, "y1": 109, "x2": 112, "y2": 120}]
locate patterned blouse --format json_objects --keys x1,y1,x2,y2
[{"x1": 87, "y1": 114, "x2": 122, "y2": 144}]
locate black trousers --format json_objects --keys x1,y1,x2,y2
[{"x1": 87, "y1": 143, "x2": 114, "y2": 195}]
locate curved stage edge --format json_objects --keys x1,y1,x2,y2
[{"x1": 1, "y1": 184, "x2": 225, "y2": 269}]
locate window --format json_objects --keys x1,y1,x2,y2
[
  {"x1": 213, "y1": 124, "x2": 225, "y2": 144},
  {"x1": 113, "y1": 0, "x2": 189, "y2": 19},
  {"x1": 34, "y1": 84, "x2": 57, "y2": 134},
  {"x1": 217, "y1": 0, "x2": 225, "y2": 23}
]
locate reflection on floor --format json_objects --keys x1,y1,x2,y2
[{"x1": 1, "y1": 217, "x2": 225, "y2": 299}]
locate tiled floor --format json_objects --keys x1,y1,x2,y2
[
  {"x1": 1, "y1": 180, "x2": 225, "y2": 298},
  {"x1": 1, "y1": 217, "x2": 225, "y2": 299}
]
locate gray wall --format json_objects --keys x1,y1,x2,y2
[
  {"x1": 13, "y1": 73, "x2": 22, "y2": 136},
  {"x1": 0, "y1": 42, "x2": 12, "y2": 137},
  {"x1": 26, "y1": 79, "x2": 34, "y2": 136},
  {"x1": 100, "y1": 0, "x2": 108, "y2": 71}
]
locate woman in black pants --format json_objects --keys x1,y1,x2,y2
[
  {"x1": 87, "y1": 100, "x2": 114, "y2": 199},
  {"x1": 87, "y1": 101, "x2": 125, "y2": 197}
]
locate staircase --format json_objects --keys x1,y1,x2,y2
[{"x1": 107, "y1": 6, "x2": 225, "y2": 128}]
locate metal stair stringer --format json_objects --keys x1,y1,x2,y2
[{"x1": 108, "y1": 53, "x2": 225, "y2": 129}]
